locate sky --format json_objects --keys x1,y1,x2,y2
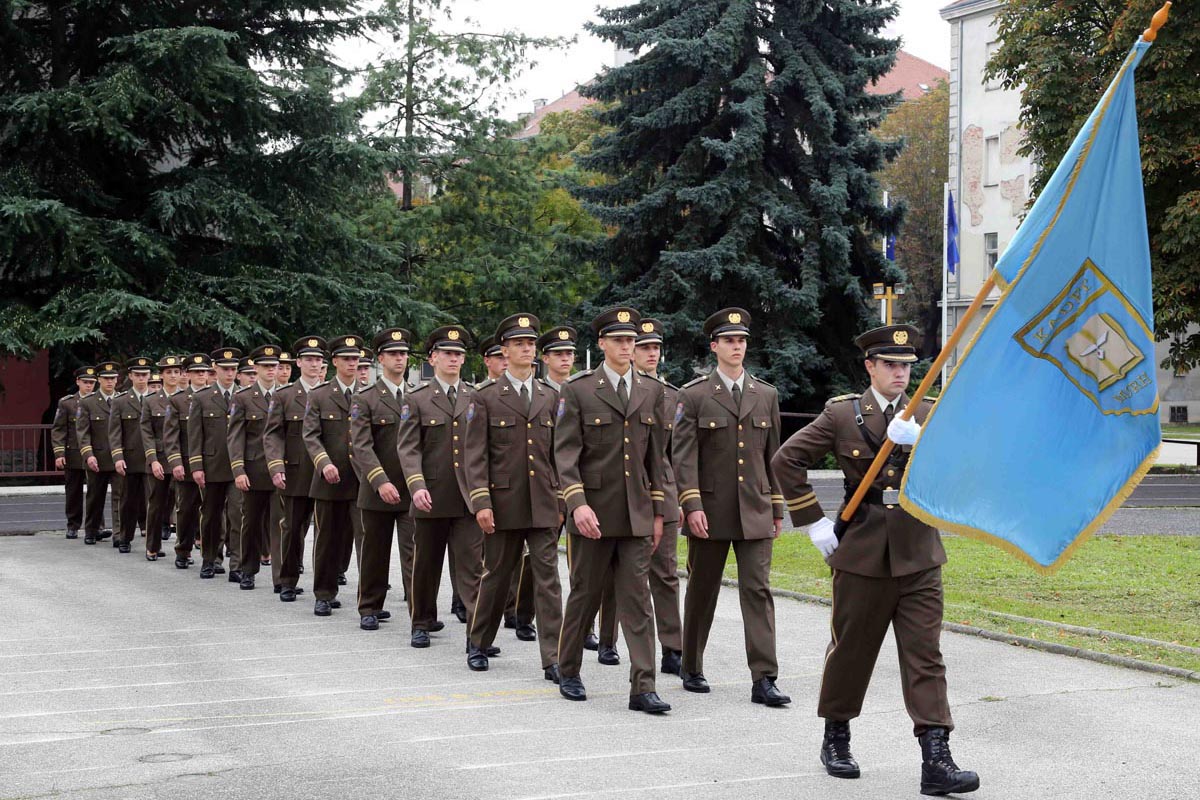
[{"x1": 339, "y1": 0, "x2": 952, "y2": 121}]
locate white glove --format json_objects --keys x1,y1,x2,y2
[
  {"x1": 887, "y1": 416, "x2": 921, "y2": 446},
  {"x1": 806, "y1": 517, "x2": 839, "y2": 558}
]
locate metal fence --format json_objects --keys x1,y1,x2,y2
[{"x1": 0, "y1": 425, "x2": 57, "y2": 478}]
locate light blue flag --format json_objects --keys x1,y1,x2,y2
[{"x1": 900, "y1": 40, "x2": 1161, "y2": 572}]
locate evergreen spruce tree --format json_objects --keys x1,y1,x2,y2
[
  {"x1": 576, "y1": 0, "x2": 903, "y2": 401},
  {"x1": 0, "y1": 2, "x2": 430, "y2": 371}
]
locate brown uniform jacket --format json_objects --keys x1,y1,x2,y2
[
  {"x1": 555, "y1": 368, "x2": 667, "y2": 538},
  {"x1": 264, "y1": 381, "x2": 316, "y2": 498},
  {"x1": 302, "y1": 381, "x2": 359, "y2": 502},
  {"x1": 140, "y1": 389, "x2": 174, "y2": 469},
  {"x1": 186, "y1": 384, "x2": 235, "y2": 483},
  {"x1": 349, "y1": 379, "x2": 412, "y2": 512},
  {"x1": 673, "y1": 371, "x2": 784, "y2": 540},
  {"x1": 771, "y1": 393, "x2": 946, "y2": 578},
  {"x1": 163, "y1": 387, "x2": 195, "y2": 481},
  {"x1": 463, "y1": 376, "x2": 562, "y2": 530},
  {"x1": 653, "y1": 376, "x2": 681, "y2": 525},
  {"x1": 395, "y1": 380, "x2": 475, "y2": 519},
  {"x1": 75, "y1": 392, "x2": 117, "y2": 471},
  {"x1": 52, "y1": 394, "x2": 85, "y2": 470},
  {"x1": 227, "y1": 385, "x2": 273, "y2": 490},
  {"x1": 108, "y1": 391, "x2": 149, "y2": 473}
]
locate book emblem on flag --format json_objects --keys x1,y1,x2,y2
[{"x1": 1015, "y1": 259, "x2": 1153, "y2": 415}]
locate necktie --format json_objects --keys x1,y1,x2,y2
[
  {"x1": 519, "y1": 383, "x2": 530, "y2": 413},
  {"x1": 884, "y1": 404, "x2": 895, "y2": 426},
  {"x1": 344, "y1": 387, "x2": 351, "y2": 404},
  {"x1": 448, "y1": 385, "x2": 457, "y2": 409},
  {"x1": 731, "y1": 382, "x2": 742, "y2": 411},
  {"x1": 616, "y1": 377, "x2": 628, "y2": 410},
  {"x1": 105, "y1": 395, "x2": 111, "y2": 408}
]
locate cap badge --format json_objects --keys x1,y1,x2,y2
[
  {"x1": 447, "y1": 330, "x2": 461, "y2": 341},
  {"x1": 641, "y1": 322, "x2": 654, "y2": 333},
  {"x1": 308, "y1": 338, "x2": 318, "y2": 347},
  {"x1": 138, "y1": 358, "x2": 147, "y2": 366},
  {"x1": 194, "y1": 356, "x2": 203, "y2": 363},
  {"x1": 166, "y1": 357, "x2": 176, "y2": 365},
  {"x1": 893, "y1": 330, "x2": 909, "y2": 345},
  {"x1": 558, "y1": 330, "x2": 570, "y2": 340},
  {"x1": 86, "y1": 368, "x2": 95, "y2": 376},
  {"x1": 391, "y1": 331, "x2": 404, "y2": 341},
  {"x1": 265, "y1": 347, "x2": 275, "y2": 356},
  {"x1": 616, "y1": 311, "x2": 631, "y2": 323},
  {"x1": 223, "y1": 351, "x2": 233, "y2": 359},
  {"x1": 728, "y1": 312, "x2": 742, "y2": 324},
  {"x1": 518, "y1": 316, "x2": 530, "y2": 328},
  {"x1": 346, "y1": 338, "x2": 356, "y2": 347}
]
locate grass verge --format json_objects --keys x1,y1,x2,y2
[{"x1": 682, "y1": 533, "x2": 1200, "y2": 674}]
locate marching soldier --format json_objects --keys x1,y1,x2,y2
[
  {"x1": 555, "y1": 307, "x2": 670, "y2": 714},
  {"x1": 276, "y1": 351, "x2": 294, "y2": 386},
  {"x1": 478, "y1": 335, "x2": 534, "y2": 639},
  {"x1": 464, "y1": 313, "x2": 564, "y2": 680},
  {"x1": 189, "y1": 347, "x2": 242, "y2": 580},
  {"x1": 349, "y1": 328, "x2": 417, "y2": 630},
  {"x1": 76, "y1": 360, "x2": 121, "y2": 546},
  {"x1": 164, "y1": 354, "x2": 211, "y2": 567},
  {"x1": 53, "y1": 366, "x2": 97, "y2": 539},
  {"x1": 110, "y1": 357, "x2": 155, "y2": 555},
  {"x1": 302, "y1": 335, "x2": 362, "y2": 616},
  {"x1": 770, "y1": 324, "x2": 979, "y2": 796},
  {"x1": 397, "y1": 325, "x2": 486, "y2": 649},
  {"x1": 633, "y1": 319, "x2": 684, "y2": 677},
  {"x1": 357, "y1": 347, "x2": 374, "y2": 389},
  {"x1": 265, "y1": 337, "x2": 326, "y2": 601},
  {"x1": 236, "y1": 358, "x2": 256, "y2": 388},
  {"x1": 141, "y1": 355, "x2": 185, "y2": 561},
  {"x1": 673, "y1": 309, "x2": 789, "y2": 705},
  {"x1": 262, "y1": 349, "x2": 293, "y2": 589},
  {"x1": 227, "y1": 345, "x2": 282, "y2": 590}
]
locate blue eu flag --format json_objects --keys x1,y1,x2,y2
[{"x1": 900, "y1": 41, "x2": 1162, "y2": 572}]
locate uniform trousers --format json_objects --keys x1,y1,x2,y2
[
  {"x1": 278, "y1": 494, "x2": 313, "y2": 590},
  {"x1": 173, "y1": 481, "x2": 201, "y2": 561},
  {"x1": 83, "y1": 470, "x2": 116, "y2": 535},
  {"x1": 64, "y1": 468, "x2": 86, "y2": 531},
  {"x1": 560, "y1": 534, "x2": 657, "y2": 695},
  {"x1": 471, "y1": 528, "x2": 562, "y2": 668},
  {"x1": 238, "y1": 488, "x2": 276, "y2": 578},
  {"x1": 145, "y1": 473, "x2": 172, "y2": 554},
  {"x1": 410, "y1": 516, "x2": 483, "y2": 631},
  {"x1": 821, "y1": 566, "x2": 953, "y2": 736},
  {"x1": 357, "y1": 508, "x2": 414, "y2": 616},
  {"x1": 313, "y1": 499, "x2": 355, "y2": 601},
  {"x1": 505, "y1": 554, "x2": 536, "y2": 625},
  {"x1": 199, "y1": 480, "x2": 232, "y2": 566},
  {"x1": 590, "y1": 522, "x2": 681, "y2": 650}
]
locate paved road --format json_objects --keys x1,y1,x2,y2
[
  {"x1": 2, "y1": 531, "x2": 1198, "y2": 799},
  {"x1": 6, "y1": 473, "x2": 1198, "y2": 536}
]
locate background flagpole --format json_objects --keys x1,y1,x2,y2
[{"x1": 941, "y1": 182, "x2": 950, "y2": 389}]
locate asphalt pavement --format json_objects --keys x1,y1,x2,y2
[
  {"x1": 4, "y1": 473, "x2": 1198, "y2": 536},
  {"x1": 1, "y1": 530, "x2": 1198, "y2": 799}
]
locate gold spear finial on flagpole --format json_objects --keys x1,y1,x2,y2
[{"x1": 1142, "y1": 2, "x2": 1171, "y2": 42}]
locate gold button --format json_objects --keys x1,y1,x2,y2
[
  {"x1": 738, "y1": 459, "x2": 744, "y2": 465},
  {"x1": 453, "y1": 448, "x2": 459, "y2": 455},
  {"x1": 594, "y1": 418, "x2": 601, "y2": 424},
  {"x1": 885, "y1": 487, "x2": 894, "y2": 492},
  {"x1": 624, "y1": 421, "x2": 629, "y2": 427},
  {"x1": 852, "y1": 449, "x2": 860, "y2": 456},
  {"x1": 527, "y1": 438, "x2": 533, "y2": 445},
  {"x1": 887, "y1": 469, "x2": 895, "y2": 477},
  {"x1": 624, "y1": 437, "x2": 630, "y2": 443},
  {"x1": 738, "y1": 476, "x2": 744, "y2": 482},
  {"x1": 625, "y1": 471, "x2": 631, "y2": 477},
  {"x1": 529, "y1": 470, "x2": 536, "y2": 476},
  {"x1": 527, "y1": 422, "x2": 532, "y2": 428},
  {"x1": 738, "y1": 442, "x2": 744, "y2": 448},
  {"x1": 453, "y1": 421, "x2": 458, "y2": 427},
  {"x1": 528, "y1": 454, "x2": 534, "y2": 461},
  {"x1": 886, "y1": 504, "x2": 895, "y2": 510},
  {"x1": 738, "y1": 424, "x2": 743, "y2": 431},
  {"x1": 709, "y1": 421, "x2": 716, "y2": 428},
  {"x1": 453, "y1": 435, "x2": 459, "y2": 441},
  {"x1": 499, "y1": 421, "x2": 506, "y2": 426},
  {"x1": 624, "y1": 454, "x2": 630, "y2": 460},
  {"x1": 454, "y1": 462, "x2": 459, "y2": 468}
]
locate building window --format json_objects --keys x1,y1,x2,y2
[
  {"x1": 984, "y1": 136, "x2": 1000, "y2": 186},
  {"x1": 985, "y1": 41, "x2": 1003, "y2": 91},
  {"x1": 1170, "y1": 406, "x2": 1189, "y2": 424},
  {"x1": 984, "y1": 233, "x2": 999, "y2": 270}
]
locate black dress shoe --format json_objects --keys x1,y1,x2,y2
[
  {"x1": 682, "y1": 672, "x2": 711, "y2": 693},
  {"x1": 145, "y1": 552, "x2": 157, "y2": 562},
  {"x1": 314, "y1": 599, "x2": 332, "y2": 617},
  {"x1": 274, "y1": 584, "x2": 282, "y2": 594},
  {"x1": 919, "y1": 728, "x2": 979, "y2": 796},
  {"x1": 156, "y1": 550, "x2": 166, "y2": 557},
  {"x1": 66, "y1": 529, "x2": 79, "y2": 540},
  {"x1": 503, "y1": 612, "x2": 518, "y2": 629},
  {"x1": 175, "y1": 558, "x2": 189, "y2": 569},
  {"x1": 239, "y1": 576, "x2": 255, "y2": 590},
  {"x1": 200, "y1": 563, "x2": 216, "y2": 579},
  {"x1": 377, "y1": 610, "x2": 391, "y2": 620},
  {"x1": 337, "y1": 573, "x2": 347, "y2": 586},
  {"x1": 751, "y1": 676, "x2": 791, "y2": 707},
  {"x1": 429, "y1": 620, "x2": 445, "y2": 632},
  {"x1": 452, "y1": 602, "x2": 467, "y2": 624},
  {"x1": 559, "y1": 675, "x2": 586, "y2": 701},
  {"x1": 821, "y1": 720, "x2": 861, "y2": 779},
  {"x1": 118, "y1": 542, "x2": 131, "y2": 554},
  {"x1": 361, "y1": 615, "x2": 380, "y2": 631},
  {"x1": 84, "y1": 533, "x2": 96, "y2": 545},
  {"x1": 661, "y1": 649, "x2": 682, "y2": 676},
  {"x1": 329, "y1": 598, "x2": 342, "y2": 609},
  {"x1": 544, "y1": 664, "x2": 561, "y2": 684},
  {"x1": 161, "y1": 526, "x2": 171, "y2": 542},
  {"x1": 187, "y1": 557, "x2": 194, "y2": 565},
  {"x1": 515, "y1": 623, "x2": 537, "y2": 641},
  {"x1": 228, "y1": 570, "x2": 243, "y2": 583},
  {"x1": 411, "y1": 629, "x2": 431, "y2": 648},
  {"x1": 597, "y1": 644, "x2": 620, "y2": 666},
  {"x1": 112, "y1": 537, "x2": 120, "y2": 548},
  {"x1": 628, "y1": 692, "x2": 671, "y2": 714},
  {"x1": 583, "y1": 633, "x2": 600, "y2": 651},
  {"x1": 100, "y1": 529, "x2": 113, "y2": 540},
  {"x1": 298, "y1": 564, "x2": 304, "y2": 574},
  {"x1": 466, "y1": 642, "x2": 501, "y2": 656},
  {"x1": 213, "y1": 564, "x2": 226, "y2": 574},
  {"x1": 280, "y1": 588, "x2": 297, "y2": 602},
  {"x1": 466, "y1": 643, "x2": 489, "y2": 671}
]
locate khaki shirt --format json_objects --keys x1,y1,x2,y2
[
  {"x1": 673, "y1": 371, "x2": 784, "y2": 540},
  {"x1": 771, "y1": 393, "x2": 946, "y2": 577}
]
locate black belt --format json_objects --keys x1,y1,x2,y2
[{"x1": 844, "y1": 486, "x2": 884, "y2": 505}]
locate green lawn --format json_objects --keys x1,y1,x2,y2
[
  {"x1": 685, "y1": 533, "x2": 1200, "y2": 674},
  {"x1": 1163, "y1": 424, "x2": 1200, "y2": 440}
]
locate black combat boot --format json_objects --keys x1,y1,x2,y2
[
  {"x1": 919, "y1": 728, "x2": 979, "y2": 796},
  {"x1": 820, "y1": 719, "x2": 860, "y2": 779}
]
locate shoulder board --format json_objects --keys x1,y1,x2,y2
[
  {"x1": 536, "y1": 377, "x2": 554, "y2": 388},
  {"x1": 681, "y1": 376, "x2": 707, "y2": 389},
  {"x1": 566, "y1": 370, "x2": 593, "y2": 383},
  {"x1": 115, "y1": 390, "x2": 128, "y2": 398},
  {"x1": 825, "y1": 393, "x2": 860, "y2": 407},
  {"x1": 409, "y1": 382, "x2": 430, "y2": 393},
  {"x1": 61, "y1": 394, "x2": 73, "y2": 402},
  {"x1": 651, "y1": 374, "x2": 679, "y2": 391},
  {"x1": 316, "y1": 381, "x2": 330, "y2": 388},
  {"x1": 749, "y1": 375, "x2": 774, "y2": 389},
  {"x1": 235, "y1": 386, "x2": 252, "y2": 394},
  {"x1": 923, "y1": 395, "x2": 939, "y2": 403},
  {"x1": 474, "y1": 378, "x2": 496, "y2": 391}
]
